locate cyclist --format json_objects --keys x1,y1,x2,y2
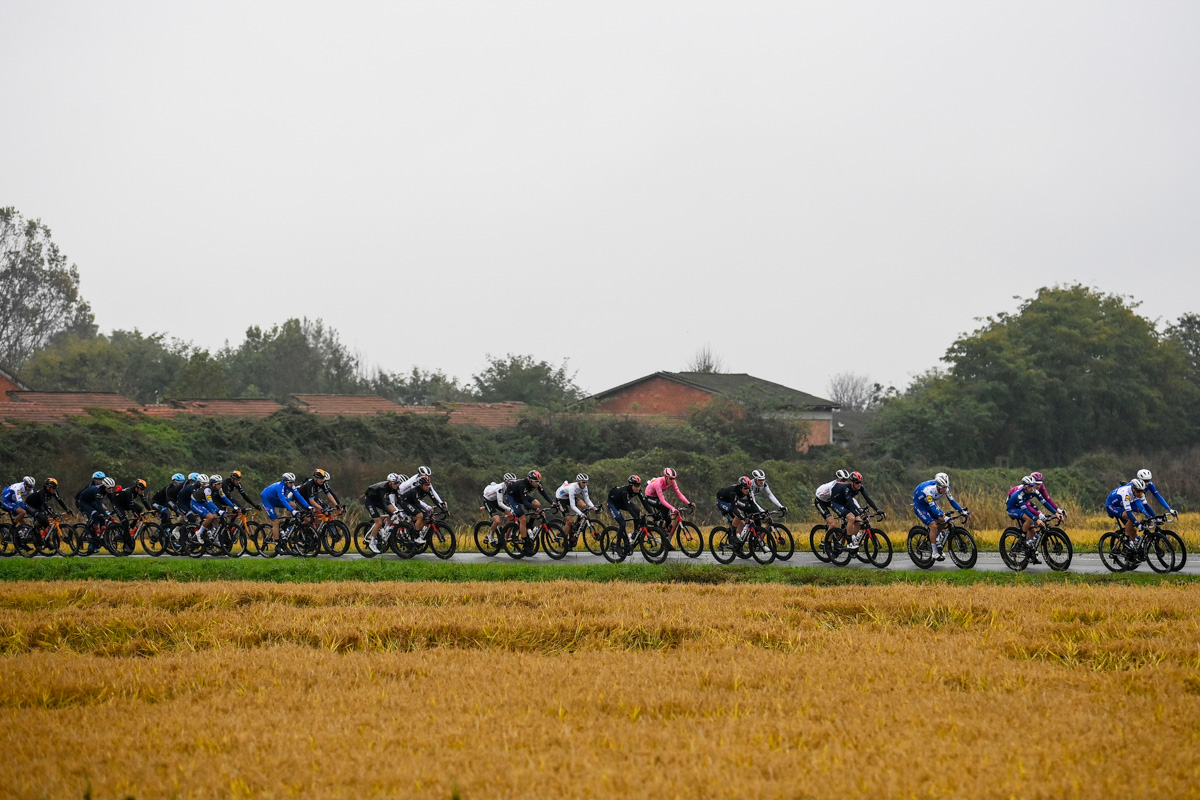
[
  {"x1": 151, "y1": 473, "x2": 187, "y2": 528},
  {"x1": 74, "y1": 471, "x2": 108, "y2": 514},
  {"x1": 1, "y1": 476, "x2": 35, "y2": 526},
  {"x1": 189, "y1": 474, "x2": 223, "y2": 544},
  {"x1": 222, "y1": 471, "x2": 262, "y2": 512},
  {"x1": 912, "y1": 472, "x2": 968, "y2": 561},
  {"x1": 361, "y1": 474, "x2": 402, "y2": 554},
  {"x1": 505, "y1": 470, "x2": 554, "y2": 543},
  {"x1": 396, "y1": 474, "x2": 446, "y2": 545},
  {"x1": 828, "y1": 471, "x2": 882, "y2": 548},
  {"x1": 1006, "y1": 475, "x2": 1057, "y2": 563},
  {"x1": 813, "y1": 470, "x2": 852, "y2": 531},
  {"x1": 716, "y1": 477, "x2": 757, "y2": 540},
  {"x1": 1106, "y1": 478, "x2": 1154, "y2": 546},
  {"x1": 111, "y1": 479, "x2": 151, "y2": 522},
  {"x1": 78, "y1": 477, "x2": 116, "y2": 554},
  {"x1": 1023, "y1": 471, "x2": 1066, "y2": 520},
  {"x1": 1134, "y1": 468, "x2": 1177, "y2": 518},
  {"x1": 482, "y1": 473, "x2": 517, "y2": 546},
  {"x1": 748, "y1": 469, "x2": 787, "y2": 515},
  {"x1": 298, "y1": 468, "x2": 341, "y2": 511},
  {"x1": 22, "y1": 478, "x2": 69, "y2": 529},
  {"x1": 260, "y1": 473, "x2": 312, "y2": 545},
  {"x1": 643, "y1": 468, "x2": 694, "y2": 549},
  {"x1": 556, "y1": 473, "x2": 597, "y2": 543},
  {"x1": 607, "y1": 475, "x2": 649, "y2": 540}
]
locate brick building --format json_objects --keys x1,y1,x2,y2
[{"x1": 585, "y1": 371, "x2": 839, "y2": 450}]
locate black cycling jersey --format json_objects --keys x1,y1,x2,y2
[
  {"x1": 364, "y1": 481, "x2": 395, "y2": 506},
  {"x1": 507, "y1": 479, "x2": 553, "y2": 506},
  {"x1": 399, "y1": 484, "x2": 437, "y2": 505},
  {"x1": 716, "y1": 485, "x2": 751, "y2": 505},
  {"x1": 167, "y1": 481, "x2": 185, "y2": 504},
  {"x1": 829, "y1": 481, "x2": 878, "y2": 513},
  {"x1": 176, "y1": 480, "x2": 198, "y2": 507},
  {"x1": 222, "y1": 478, "x2": 259, "y2": 509},
  {"x1": 23, "y1": 488, "x2": 68, "y2": 515},
  {"x1": 606, "y1": 486, "x2": 647, "y2": 514},
  {"x1": 111, "y1": 487, "x2": 150, "y2": 515},
  {"x1": 298, "y1": 479, "x2": 339, "y2": 507}
]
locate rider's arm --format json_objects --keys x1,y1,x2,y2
[
  {"x1": 1146, "y1": 482, "x2": 1172, "y2": 513},
  {"x1": 857, "y1": 487, "x2": 878, "y2": 512},
  {"x1": 1035, "y1": 486, "x2": 1061, "y2": 514},
  {"x1": 427, "y1": 485, "x2": 444, "y2": 505},
  {"x1": 946, "y1": 491, "x2": 964, "y2": 513},
  {"x1": 538, "y1": 484, "x2": 555, "y2": 504},
  {"x1": 581, "y1": 485, "x2": 596, "y2": 512},
  {"x1": 290, "y1": 488, "x2": 312, "y2": 510}
]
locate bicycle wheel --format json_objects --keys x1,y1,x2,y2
[
  {"x1": 54, "y1": 523, "x2": 79, "y2": 556},
  {"x1": 235, "y1": 521, "x2": 258, "y2": 557},
  {"x1": 39, "y1": 525, "x2": 62, "y2": 557},
  {"x1": 1041, "y1": 528, "x2": 1073, "y2": 572},
  {"x1": 907, "y1": 527, "x2": 934, "y2": 569},
  {"x1": 1097, "y1": 532, "x2": 1128, "y2": 572},
  {"x1": 102, "y1": 522, "x2": 128, "y2": 556},
  {"x1": 138, "y1": 523, "x2": 166, "y2": 556},
  {"x1": 502, "y1": 523, "x2": 531, "y2": 560},
  {"x1": 769, "y1": 524, "x2": 794, "y2": 561},
  {"x1": 675, "y1": 521, "x2": 704, "y2": 558},
  {"x1": 353, "y1": 521, "x2": 380, "y2": 558},
  {"x1": 541, "y1": 520, "x2": 568, "y2": 561},
  {"x1": 427, "y1": 521, "x2": 457, "y2": 560},
  {"x1": 322, "y1": 520, "x2": 352, "y2": 557},
  {"x1": 810, "y1": 525, "x2": 831, "y2": 563},
  {"x1": 13, "y1": 525, "x2": 38, "y2": 558},
  {"x1": 0, "y1": 523, "x2": 14, "y2": 557},
  {"x1": 1160, "y1": 529, "x2": 1186, "y2": 572},
  {"x1": 292, "y1": 524, "x2": 320, "y2": 557},
  {"x1": 256, "y1": 524, "x2": 280, "y2": 559},
  {"x1": 640, "y1": 525, "x2": 668, "y2": 564},
  {"x1": 998, "y1": 528, "x2": 1028, "y2": 572},
  {"x1": 867, "y1": 528, "x2": 892, "y2": 568},
  {"x1": 946, "y1": 528, "x2": 977, "y2": 570},
  {"x1": 600, "y1": 526, "x2": 628, "y2": 564},
  {"x1": 473, "y1": 520, "x2": 501, "y2": 557},
  {"x1": 748, "y1": 529, "x2": 776, "y2": 565},
  {"x1": 824, "y1": 528, "x2": 853, "y2": 567},
  {"x1": 709, "y1": 527, "x2": 737, "y2": 564},
  {"x1": 581, "y1": 519, "x2": 605, "y2": 555},
  {"x1": 1146, "y1": 532, "x2": 1175, "y2": 574},
  {"x1": 209, "y1": 526, "x2": 234, "y2": 558}
]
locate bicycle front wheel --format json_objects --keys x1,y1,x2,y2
[
  {"x1": 810, "y1": 525, "x2": 831, "y2": 563},
  {"x1": 541, "y1": 520, "x2": 568, "y2": 561},
  {"x1": 1160, "y1": 529, "x2": 1186, "y2": 572},
  {"x1": 1041, "y1": 528, "x2": 1073, "y2": 572},
  {"x1": 867, "y1": 528, "x2": 892, "y2": 569},
  {"x1": 428, "y1": 521, "x2": 457, "y2": 560},
  {"x1": 139, "y1": 523, "x2": 166, "y2": 556},
  {"x1": 675, "y1": 521, "x2": 704, "y2": 558},
  {"x1": 640, "y1": 525, "x2": 668, "y2": 564},
  {"x1": 769, "y1": 524, "x2": 794, "y2": 561},
  {"x1": 946, "y1": 528, "x2": 977, "y2": 570},
  {"x1": 322, "y1": 520, "x2": 352, "y2": 557},
  {"x1": 1146, "y1": 532, "x2": 1175, "y2": 574},
  {"x1": 824, "y1": 528, "x2": 852, "y2": 567}
]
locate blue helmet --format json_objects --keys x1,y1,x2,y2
[
  {"x1": 92, "y1": 471, "x2": 106, "y2": 480},
  {"x1": 188, "y1": 472, "x2": 200, "y2": 481},
  {"x1": 172, "y1": 473, "x2": 185, "y2": 482}
]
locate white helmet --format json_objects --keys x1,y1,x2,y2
[
  {"x1": 1131, "y1": 478, "x2": 1147, "y2": 491},
  {"x1": 282, "y1": 472, "x2": 296, "y2": 483},
  {"x1": 576, "y1": 473, "x2": 589, "y2": 482},
  {"x1": 1136, "y1": 469, "x2": 1152, "y2": 482},
  {"x1": 835, "y1": 469, "x2": 851, "y2": 481},
  {"x1": 209, "y1": 474, "x2": 222, "y2": 484},
  {"x1": 196, "y1": 474, "x2": 209, "y2": 485},
  {"x1": 416, "y1": 466, "x2": 432, "y2": 477},
  {"x1": 22, "y1": 476, "x2": 35, "y2": 487},
  {"x1": 101, "y1": 477, "x2": 116, "y2": 489},
  {"x1": 1021, "y1": 475, "x2": 1037, "y2": 486},
  {"x1": 396, "y1": 474, "x2": 410, "y2": 484},
  {"x1": 387, "y1": 473, "x2": 400, "y2": 483},
  {"x1": 503, "y1": 473, "x2": 517, "y2": 483},
  {"x1": 751, "y1": 469, "x2": 766, "y2": 482},
  {"x1": 935, "y1": 472, "x2": 950, "y2": 488}
]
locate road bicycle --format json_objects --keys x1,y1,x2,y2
[
  {"x1": 907, "y1": 509, "x2": 977, "y2": 570},
  {"x1": 998, "y1": 515, "x2": 1073, "y2": 572},
  {"x1": 709, "y1": 510, "x2": 785, "y2": 565},
  {"x1": 257, "y1": 510, "x2": 321, "y2": 558},
  {"x1": 312, "y1": 506, "x2": 352, "y2": 557},
  {"x1": 388, "y1": 508, "x2": 457, "y2": 560},
  {"x1": 12, "y1": 513, "x2": 73, "y2": 557},
  {"x1": 500, "y1": 508, "x2": 566, "y2": 560},
  {"x1": 646, "y1": 505, "x2": 704, "y2": 558},
  {"x1": 821, "y1": 509, "x2": 893, "y2": 568},
  {"x1": 600, "y1": 516, "x2": 667, "y2": 564},
  {"x1": 1098, "y1": 514, "x2": 1178, "y2": 573}
]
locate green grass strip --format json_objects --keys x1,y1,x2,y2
[{"x1": 0, "y1": 558, "x2": 1196, "y2": 586}]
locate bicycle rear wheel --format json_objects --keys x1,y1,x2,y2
[
  {"x1": 675, "y1": 521, "x2": 704, "y2": 558},
  {"x1": 0, "y1": 523, "x2": 14, "y2": 557},
  {"x1": 769, "y1": 524, "x2": 794, "y2": 561},
  {"x1": 824, "y1": 528, "x2": 853, "y2": 567},
  {"x1": 473, "y1": 520, "x2": 501, "y2": 557},
  {"x1": 810, "y1": 525, "x2": 831, "y2": 563},
  {"x1": 907, "y1": 527, "x2": 934, "y2": 569},
  {"x1": 748, "y1": 529, "x2": 776, "y2": 565},
  {"x1": 503, "y1": 523, "x2": 533, "y2": 560},
  {"x1": 709, "y1": 527, "x2": 736, "y2": 564},
  {"x1": 13, "y1": 526, "x2": 38, "y2": 558},
  {"x1": 1041, "y1": 528, "x2": 1073, "y2": 572},
  {"x1": 600, "y1": 526, "x2": 628, "y2": 563},
  {"x1": 353, "y1": 522, "x2": 380, "y2": 558},
  {"x1": 1097, "y1": 532, "x2": 1128, "y2": 572}
]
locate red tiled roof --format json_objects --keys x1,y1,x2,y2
[
  {"x1": 0, "y1": 405, "x2": 84, "y2": 424},
  {"x1": 293, "y1": 394, "x2": 405, "y2": 416},
  {"x1": 6, "y1": 391, "x2": 139, "y2": 409},
  {"x1": 165, "y1": 399, "x2": 284, "y2": 418},
  {"x1": 441, "y1": 402, "x2": 528, "y2": 429}
]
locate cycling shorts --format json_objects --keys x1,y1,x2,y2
[
  {"x1": 813, "y1": 497, "x2": 834, "y2": 518},
  {"x1": 1105, "y1": 503, "x2": 1133, "y2": 522},
  {"x1": 830, "y1": 501, "x2": 858, "y2": 518},
  {"x1": 263, "y1": 498, "x2": 293, "y2": 521},
  {"x1": 1007, "y1": 507, "x2": 1038, "y2": 522},
  {"x1": 505, "y1": 494, "x2": 527, "y2": 517},
  {"x1": 606, "y1": 501, "x2": 641, "y2": 524},
  {"x1": 0, "y1": 499, "x2": 21, "y2": 514},
  {"x1": 913, "y1": 501, "x2": 941, "y2": 525},
  {"x1": 191, "y1": 500, "x2": 218, "y2": 516},
  {"x1": 483, "y1": 498, "x2": 504, "y2": 517},
  {"x1": 363, "y1": 498, "x2": 387, "y2": 519}
]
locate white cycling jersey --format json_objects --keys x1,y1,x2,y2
[
  {"x1": 397, "y1": 474, "x2": 443, "y2": 505},
  {"x1": 483, "y1": 481, "x2": 512, "y2": 512},
  {"x1": 4, "y1": 482, "x2": 28, "y2": 503},
  {"x1": 555, "y1": 481, "x2": 595, "y2": 515},
  {"x1": 749, "y1": 480, "x2": 782, "y2": 509},
  {"x1": 815, "y1": 480, "x2": 838, "y2": 502}
]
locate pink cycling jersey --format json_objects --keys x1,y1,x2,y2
[{"x1": 644, "y1": 477, "x2": 690, "y2": 513}]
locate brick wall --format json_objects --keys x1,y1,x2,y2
[
  {"x1": 0, "y1": 373, "x2": 23, "y2": 397},
  {"x1": 594, "y1": 377, "x2": 716, "y2": 416},
  {"x1": 799, "y1": 418, "x2": 832, "y2": 451}
]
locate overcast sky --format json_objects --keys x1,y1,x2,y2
[{"x1": 3, "y1": 1, "x2": 1198, "y2": 397}]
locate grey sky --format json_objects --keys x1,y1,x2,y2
[{"x1": 3, "y1": 1, "x2": 1198, "y2": 398}]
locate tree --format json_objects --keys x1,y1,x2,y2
[
  {"x1": 0, "y1": 207, "x2": 95, "y2": 369},
  {"x1": 827, "y1": 372, "x2": 878, "y2": 411},
  {"x1": 686, "y1": 344, "x2": 724, "y2": 374},
  {"x1": 169, "y1": 351, "x2": 230, "y2": 398},
  {"x1": 220, "y1": 318, "x2": 367, "y2": 400},
  {"x1": 371, "y1": 367, "x2": 472, "y2": 405},
  {"x1": 1165, "y1": 312, "x2": 1200, "y2": 377},
  {"x1": 19, "y1": 329, "x2": 188, "y2": 403},
  {"x1": 871, "y1": 285, "x2": 1199, "y2": 465},
  {"x1": 471, "y1": 354, "x2": 582, "y2": 409}
]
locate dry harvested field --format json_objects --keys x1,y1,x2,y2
[{"x1": 2, "y1": 580, "x2": 1199, "y2": 799}]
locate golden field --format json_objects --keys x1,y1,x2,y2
[{"x1": 2, "y1": 580, "x2": 1199, "y2": 799}]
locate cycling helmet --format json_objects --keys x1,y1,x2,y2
[
  {"x1": 663, "y1": 467, "x2": 677, "y2": 480},
  {"x1": 628, "y1": 474, "x2": 642, "y2": 486},
  {"x1": 101, "y1": 477, "x2": 116, "y2": 489},
  {"x1": 417, "y1": 466, "x2": 432, "y2": 477},
  {"x1": 209, "y1": 474, "x2": 222, "y2": 484},
  {"x1": 935, "y1": 472, "x2": 950, "y2": 488},
  {"x1": 172, "y1": 473, "x2": 185, "y2": 482},
  {"x1": 188, "y1": 472, "x2": 200, "y2": 482},
  {"x1": 282, "y1": 472, "x2": 296, "y2": 483},
  {"x1": 1021, "y1": 475, "x2": 1037, "y2": 486},
  {"x1": 230, "y1": 470, "x2": 242, "y2": 480},
  {"x1": 313, "y1": 468, "x2": 329, "y2": 480},
  {"x1": 503, "y1": 472, "x2": 517, "y2": 483},
  {"x1": 751, "y1": 469, "x2": 766, "y2": 482},
  {"x1": 1030, "y1": 471, "x2": 1045, "y2": 484},
  {"x1": 528, "y1": 469, "x2": 542, "y2": 481},
  {"x1": 22, "y1": 476, "x2": 35, "y2": 487},
  {"x1": 114, "y1": 485, "x2": 123, "y2": 493},
  {"x1": 738, "y1": 476, "x2": 751, "y2": 488},
  {"x1": 135, "y1": 479, "x2": 147, "y2": 489},
  {"x1": 1137, "y1": 469, "x2": 1153, "y2": 482},
  {"x1": 92, "y1": 471, "x2": 106, "y2": 480},
  {"x1": 835, "y1": 469, "x2": 851, "y2": 481},
  {"x1": 848, "y1": 471, "x2": 862, "y2": 483},
  {"x1": 396, "y1": 474, "x2": 409, "y2": 483},
  {"x1": 1131, "y1": 478, "x2": 1147, "y2": 491},
  {"x1": 196, "y1": 474, "x2": 209, "y2": 485},
  {"x1": 419, "y1": 475, "x2": 431, "y2": 486},
  {"x1": 576, "y1": 473, "x2": 589, "y2": 483},
  {"x1": 387, "y1": 473, "x2": 400, "y2": 483},
  {"x1": 45, "y1": 477, "x2": 58, "y2": 488}
]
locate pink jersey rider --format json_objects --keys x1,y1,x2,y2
[
  {"x1": 1005, "y1": 471, "x2": 1061, "y2": 514},
  {"x1": 645, "y1": 475, "x2": 690, "y2": 513}
]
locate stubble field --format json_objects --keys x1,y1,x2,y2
[{"x1": 2, "y1": 579, "x2": 1199, "y2": 799}]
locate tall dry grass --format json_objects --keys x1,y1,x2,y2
[{"x1": 2, "y1": 580, "x2": 1199, "y2": 797}]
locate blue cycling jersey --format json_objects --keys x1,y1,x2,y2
[
  {"x1": 1006, "y1": 486, "x2": 1053, "y2": 515},
  {"x1": 261, "y1": 481, "x2": 310, "y2": 510},
  {"x1": 1143, "y1": 481, "x2": 1172, "y2": 513},
  {"x1": 913, "y1": 480, "x2": 963, "y2": 515},
  {"x1": 1105, "y1": 484, "x2": 1152, "y2": 518}
]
